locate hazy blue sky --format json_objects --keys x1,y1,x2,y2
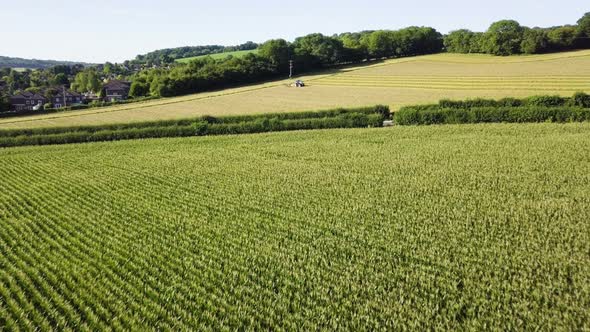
[{"x1": 1, "y1": 0, "x2": 587, "y2": 63}]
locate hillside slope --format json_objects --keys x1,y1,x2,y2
[
  {"x1": 176, "y1": 49, "x2": 259, "y2": 63},
  {"x1": 1, "y1": 50, "x2": 590, "y2": 129},
  {"x1": 0, "y1": 55, "x2": 92, "y2": 69}
]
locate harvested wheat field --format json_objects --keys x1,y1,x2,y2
[{"x1": 1, "y1": 50, "x2": 589, "y2": 129}]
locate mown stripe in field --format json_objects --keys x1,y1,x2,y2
[
  {"x1": 310, "y1": 82, "x2": 589, "y2": 91},
  {"x1": 315, "y1": 80, "x2": 590, "y2": 86},
  {"x1": 317, "y1": 75, "x2": 590, "y2": 82}
]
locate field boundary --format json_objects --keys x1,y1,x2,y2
[{"x1": 0, "y1": 105, "x2": 390, "y2": 148}]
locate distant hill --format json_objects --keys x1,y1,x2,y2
[
  {"x1": 0, "y1": 56, "x2": 93, "y2": 70},
  {"x1": 133, "y1": 41, "x2": 258, "y2": 65}
]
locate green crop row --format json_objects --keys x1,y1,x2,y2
[{"x1": 0, "y1": 123, "x2": 588, "y2": 330}]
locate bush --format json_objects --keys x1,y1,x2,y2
[
  {"x1": 394, "y1": 108, "x2": 421, "y2": 125},
  {"x1": 525, "y1": 95, "x2": 568, "y2": 107},
  {"x1": 572, "y1": 92, "x2": 590, "y2": 108},
  {"x1": 497, "y1": 97, "x2": 523, "y2": 107},
  {"x1": 439, "y1": 98, "x2": 499, "y2": 109}
]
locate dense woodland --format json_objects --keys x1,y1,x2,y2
[
  {"x1": 1, "y1": 12, "x2": 589, "y2": 112},
  {"x1": 444, "y1": 13, "x2": 590, "y2": 55}
]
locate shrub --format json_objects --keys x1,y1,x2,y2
[
  {"x1": 439, "y1": 98, "x2": 499, "y2": 109},
  {"x1": 394, "y1": 106, "x2": 590, "y2": 125},
  {"x1": 394, "y1": 108, "x2": 421, "y2": 125},
  {"x1": 192, "y1": 121, "x2": 209, "y2": 136},
  {"x1": 497, "y1": 97, "x2": 523, "y2": 107},
  {"x1": 525, "y1": 95, "x2": 568, "y2": 107},
  {"x1": 373, "y1": 105, "x2": 391, "y2": 119},
  {"x1": 572, "y1": 92, "x2": 590, "y2": 108}
]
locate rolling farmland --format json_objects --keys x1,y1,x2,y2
[
  {"x1": 1, "y1": 123, "x2": 589, "y2": 329},
  {"x1": 1, "y1": 50, "x2": 590, "y2": 129}
]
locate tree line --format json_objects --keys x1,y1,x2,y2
[
  {"x1": 129, "y1": 26, "x2": 444, "y2": 98},
  {"x1": 132, "y1": 42, "x2": 259, "y2": 66},
  {"x1": 0, "y1": 56, "x2": 91, "y2": 70},
  {"x1": 129, "y1": 12, "x2": 590, "y2": 99},
  {"x1": 2, "y1": 12, "x2": 590, "y2": 111},
  {"x1": 444, "y1": 12, "x2": 590, "y2": 55}
]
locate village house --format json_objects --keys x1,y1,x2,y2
[
  {"x1": 51, "y1": 89, "x2": 83, "y2": 108},
  {"x1": 9, "y1": 91, "x2": 47, "y2": 111},
  {"x1": 103, "y1": 80, "x2": 131, "y2": 101}
]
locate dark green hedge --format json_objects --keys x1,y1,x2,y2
[
  {"x1": 0, "y1": 105, "x2": 389, "y2": 138},
  {"x1": 395, "y1": 106, "x2": 590, "y2": 125},
  {"x1": 395, "y1": 93, "x2": 590, "y2": 125},
  {"x1": 399, "y1": 93, "x2": 590, "y2": 115},
  {"x1": 0, "y1": 106, "x2": 388, "y2": 148}
]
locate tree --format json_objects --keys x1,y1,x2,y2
[
  {"x1": 149, "y1": 76, "x2": 173, "y2": 97},
  {"x1": 468, "y1": 32, "x2": 485, "y2": 53},
  {"x1": 547, "y1": 26, "x2": 577, "y2": 50},
  {"x1": 238, "y1": 41, "x2": 258, "y2": 51},
  {"x1": 51, "y1": 73, "x2": 69, "y2": 86},
  {"x1": 576, "y1": 12, "x2": 590, "y2": 48},
  {"x1": 444, "y1": 29, "x2": 477, "y2": 53},
  {"x1": 365, "y1": 31, "x2": 395, "y2": 58},
  {"x1": 129, "y1": 80, "x2": 150, "y2": 98},
  {"x1": 483, "y1": 20, "x2": 525, "y2": 55},
  {"x1": 258, "y1": 39, "x2": 291, "y2": 71},
  {"x1": 577, "y1": 12, "x2": 590, "y2": 37},
  {"x1": 0, "y1": 94, "x2": 10, "y2": 112},
  {"x1": 338, "y1": 32, "x2": 369, "y2": 62},
  {"x1": 292, "y1": 33, "x2": 344, "y2": 69},
  {"x1": 103, "y1": 62, "x2": 113, "y2": 75},
  {"x1": 72, "y1": 69, "x2": 101, "y2": 93},
  {"x1": 406, "y1": 27, "x2": 443, "y2": 55},
  {"x1": 159, "y1": 54, "x2": 173, "y2": 64},
  {"x1": 49, "y1": 65, "x2": 72, "y2": 76},
  {"x1": 520, "y1": 28, "x2": 548, "y2": 54},
  {"x1": 87, "y1": 70, "x2": 101, "y2": 93}
]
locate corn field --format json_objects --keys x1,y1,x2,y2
[{"x1": 0, "y1": 123, "x2": 589, "y2": 330}]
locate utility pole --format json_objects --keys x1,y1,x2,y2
[
  {"x1": 63, "y1": 85, "x2": 67, "y2": 108},
  {"x1": 289, "y1": 60, "x2": 293, "y2": 78}
]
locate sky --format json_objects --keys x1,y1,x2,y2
[{"x1": 0, "y1": 0, "x2": 588, "y2": 63}]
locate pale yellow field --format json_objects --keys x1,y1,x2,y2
[{"x1": 2, "y1": 50, "x2": 590, "y2": 129}]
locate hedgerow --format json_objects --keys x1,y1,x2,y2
[
  {"x1": 0, "y1": 105, "x2": 389, "y2": 147},
  {"x1": 395, "y1": 93, "x2": 590, "y2": 125}
]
